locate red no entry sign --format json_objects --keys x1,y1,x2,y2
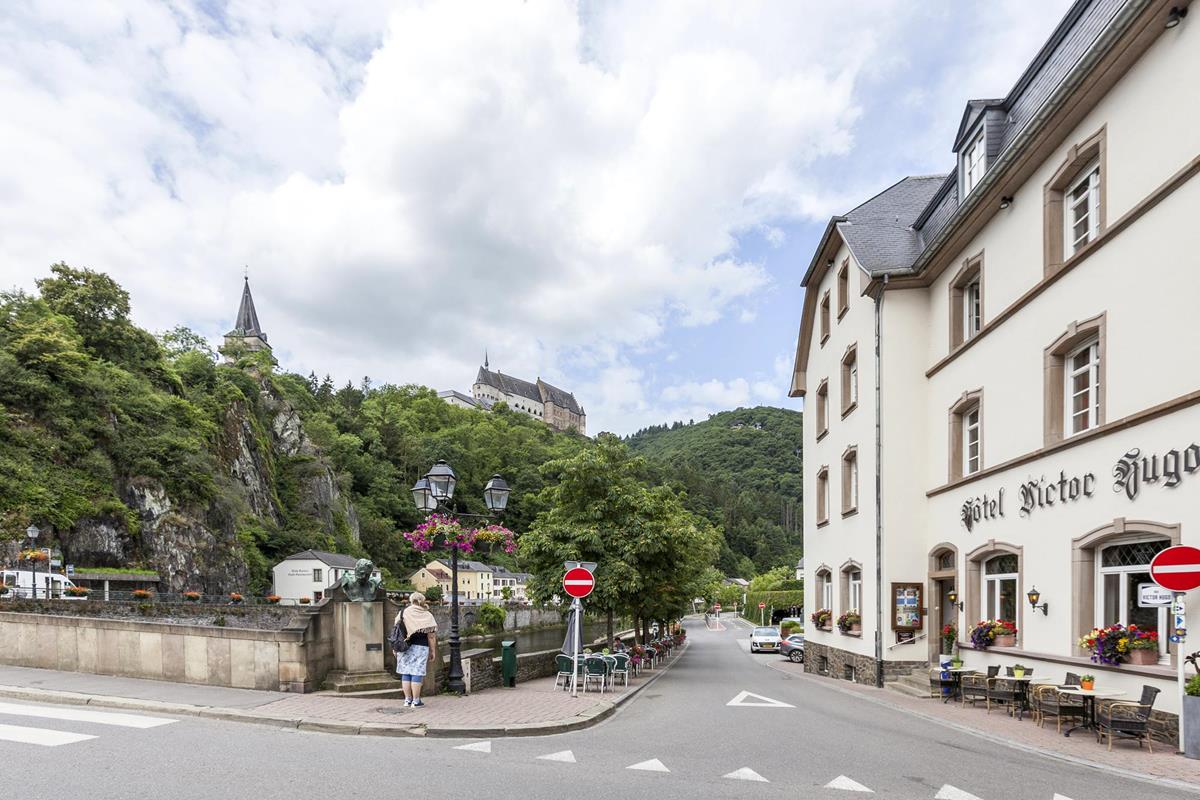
[
  {"x1": 1150, "y1": 545, "x2": 1200, "y2": 592},
  {"x1": 758, "y1": 602, "x2": 766, "y2": 609},
  {"x1": 563, "y1": 567, "x2": 595, "y2": 599}
]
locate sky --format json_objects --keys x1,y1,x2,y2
[{"x1": 0, "y1": 0, "x2": 1074, "y2": 435}]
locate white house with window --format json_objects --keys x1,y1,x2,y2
[
  {"x1": 790, "y1": 1, "x2": 1199, "y2": 742},
  {"x1": 271, "y1": 550, "x2": 380, "y2": 603}
]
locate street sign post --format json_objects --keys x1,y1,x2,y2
[
  {"x1": 563, "y1": 567, "x2": 595, "y2": 599},
  {"x1": 1139, "y1": 583, "x2": 1174, "y2": 607},
  {"x1": 562, "y1": 565, "x2": 595, "y2": 698},
  {"x1": 1149, "y1": 547, "x2": 1200, "y2": 755},
  {"x1": 758, "y1": 601, "x2": 766, "y2": 625}
]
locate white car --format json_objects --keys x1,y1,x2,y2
[{"x1": 749, "y1": 626, "x2": 782, "y2": 653}]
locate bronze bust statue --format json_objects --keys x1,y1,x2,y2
[{"x1": 335, "y1": 558, "x2": 382, "y2": 602}]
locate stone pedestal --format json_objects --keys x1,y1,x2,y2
[{"x1": 323, "y1": 601, "x2": 396, "y2": 693}]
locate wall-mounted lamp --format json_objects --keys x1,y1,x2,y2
[
  {"x1": 999, "y1": 196, "x2": 1013, "y2": 210},
  {"x1": 947, "y1": 589, "x2": 964, "y2": 612},
  {"x1": 1027, "y1": 586, "x2": 1049, "y2": 616},
  {"x1": 1166, "y1": 6, "x2": 1188, "y2": 28}
]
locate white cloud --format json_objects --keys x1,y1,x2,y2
[{"x1": 0, "y1": 0, "x2": 1075, "y2": 434}]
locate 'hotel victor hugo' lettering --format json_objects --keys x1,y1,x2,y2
[
  {"x1": 1112, "y1": 444, "x2": 1200, "y2": 501},
  {"x1": 1017, "y1": 471, "x2": 1095, "y2": 518},
  {"x1": 960, "y1": 488, "x2": 1004, "y2": 532}
]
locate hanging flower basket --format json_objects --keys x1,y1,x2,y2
[
  {"x1": 264, "y1": 595, "x2": 281, "y2": 605},
  {"x1": 183, "y1": 591, "x2": 202, "y2": 603},
  {"x1": 20, "y1": 550, "x2": 48, "y2": 563},
  {"x1": 403, "y1": 515, "x2": 515, "y2": 555},
  {"x1": 64, "y1": 586, "x2": 89, "y2": 598},
  {"x1": 228, "y1": 593, "x2": 244, "y2": 604},
  {"x1": 131, "y1": 589, "x2": 153, "y2": 601}
]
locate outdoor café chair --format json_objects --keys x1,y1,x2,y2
[
  {"x1": 601, "y1": 655, "x2": 617, "y2": 688},
  {"x1": 1095, "y1": 685, "x2": 1161, "y2": 752},
  {"x1": 583, "y1": 656, "x2": 608, "y2": 694},
  {"x1": 927, "y1": 667, "x2": 956, "y2": 700},
  {"x1": 986, "y1": 675, "x2": 1021, "y2": 717},
  {"x1": 1033, "y1": 684, "x2": 1086, "y2": 732},
  {"x1": 960, "y1": 666, "x2": 997, "y2": 708},
  {"x1": 611, "y1": 653, "x2": 630, "y2": 687},
  {"x1": 554, "y1": 653, "x2": 576, "y2": 691},
  {"x1": 642, "y1": 646, "x2": 656, "y2": 670}
]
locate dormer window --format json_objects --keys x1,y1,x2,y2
[{"x1": 961, "y1": 130, "x2": 986, "y2": 195}]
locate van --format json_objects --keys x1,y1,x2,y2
[{"x1": 0, "y1": 570, "x2": 82, "y2": 599}]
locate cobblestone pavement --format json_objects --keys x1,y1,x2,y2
[{"x1": 763, "y1": 657, "x2": 1200, "y2": 786}]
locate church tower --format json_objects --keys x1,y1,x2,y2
[{"x1": 223, "y1": 276, "x2": 271, "y2": 362}]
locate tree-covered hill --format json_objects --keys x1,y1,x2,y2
[{"x1": 625, "y1": 406, "x2": 803, "y2": 577}]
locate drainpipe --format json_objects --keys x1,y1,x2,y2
[{"x1": 873, "y1": 275, "x2": 888, "y2": 688}]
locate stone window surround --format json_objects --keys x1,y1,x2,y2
[
  {"x1": 815, "y1": 465, "x2": 830, "y2": 527},
  {"x1": 837, "y1": 259, "x2": 850, "y2": 320},
  {"x1": 948, "y1": 251, "x2": 984, "y2": 351},
  {"x1": 1043, "y1": 312, "x2": 1106, "y2": 446},
  {"x1": 1071, "y1": 518, "x2": 1180, "y2": 665},
  {"x1": 840, "y1": 343, "x2": 858, "y2": 418},
  {"x1": 1044, "y1": 126, "x2": 1107, "y2": 277},
  {"x1": 964, "y1": 540, "x2": 1023, "y2": 646},
  {"x1": 815, "y1": 565, "x2": 834, "y2": 616},
  {"x1": 947, "y1": 388, "x2": 984, "y2": 482},
  {"x1": 815, "y1": 379, "x2": 829, "y2": 441},
  {"x1": 839, "y1": 558, "x2": 863, "y2": 616},
  {"x1": 841, "y1": 445, "x2": 858, "y2": 517},
  {"x1": 820, "y1": 291, "x2": 831, "y2": 346}
]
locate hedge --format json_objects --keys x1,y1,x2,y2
[{"x1": 742, "y1": 589, "x2": 805, "y2": 621}]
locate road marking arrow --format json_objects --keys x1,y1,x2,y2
[
  {"x1": 726, "y1": 690, "x2": 795, "y2": 708},
  {"x1": 453, "y1": 741, "x2": 491, "y2": 753},
  {"x1": 824, "y1": 775, "x2": 874, "y2": 792},
  {"x1": 722, "y1": 767, "x2": 768, "y2": 782},
  {"x1": 935, "y1": 786, "x2": 983, "y2": 800},
  {"x1": 626, "y1": 759, "x2": 670, "y2": 772},
  {"x1": 1052, "y1": 795, "x2": 1076, "y2": 800},
  {"x1": 537, "y1": 750, "x2": 576, "y2": 763}
]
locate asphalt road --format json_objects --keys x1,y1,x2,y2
[{"x1": 0, "y1": 617, "x2": 1193, "y2": 799}]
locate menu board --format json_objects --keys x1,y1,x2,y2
[{"x1": 892, "y1": 583, "x2": 923, "y2": 632}]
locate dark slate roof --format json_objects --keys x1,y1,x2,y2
[
  {"x1": 537, "y1": 379, "x2": 584, "y2": 415},
  {"x1": 227, "y1": 278, "x2": 266, "y2": 339},
  {"x1": 836, "y1": 175, "x2": 947, "y2": 275},
  {"x1": 951, "y1": 99, "x2": 1005, "y2": 153},
  {"x1": 438, "y1": 389, "x2": 480, "y2": 408},
  {"x1": 475, "y1": 367, "x2": 542, "y2": 404},
  {"x1": 283, "y1": 549, "x2": 358, "y2": 569}
]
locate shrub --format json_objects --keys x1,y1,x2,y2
[
  {"x1": 213, "y1": 615, "x2": 227, "y2": 627},
  {"x1": 780, "y1": 619, "x2": 803, "y2": 636},
  {"x1": 478, "y1": 603, "x2": 506, "y2": 632},
  {"x1": 1186, "y1": 673, "x2": 1200, "y2": 697},
  {"x1": 424, "y1": 585, "x2": 443, "y2": 603}
]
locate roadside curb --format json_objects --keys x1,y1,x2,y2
[
  {"x1": 759, "y1": 660, "x2": 1200, "y2": 795},
  {"x1": 0, "y1": 641, "x2": 689, "y2": 740}
]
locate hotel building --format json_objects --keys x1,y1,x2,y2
[{"x1": 790, "y1": 0, "x2": 1198, "y2": 743}]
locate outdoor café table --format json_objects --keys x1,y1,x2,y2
[
  {"x1": 1058, "y1": 688, "x2": 1126, "y2": 737},
  {"x1": 1008, "y1": 676, "x2": 1045, "y2": 721},
  {"x1": 945, "y1": 668, "x2": 975, "y2": 703}
]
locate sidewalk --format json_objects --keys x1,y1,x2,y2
[
  {"x1": 0, "y1": 647, "x2": 685, "y2": 738},
  {"x1": 764, "y1": 658, "x2": 1200, "y2": 788}
]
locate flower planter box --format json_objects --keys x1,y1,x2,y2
[
  {"x1": 993, "y1": 634, "x2": 1016, "y2": 648},
  {"x1": 1125, "y1": 649, "x2": 1158, "y2": 666},
  {"x1": 820, "y1": 625, "x2": 833, "y2": 632},
  {"x1": 850, "y1": 623, "x2": 862, "y2": 633}
]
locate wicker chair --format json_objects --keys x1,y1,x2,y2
[
  {"x1": 1033, "y1": 685, "x2": 1086, "y2": 732},
  {"x1": 1096, "y1": 685, "x2": 1161, "y2": 752},
  {"x1": 960, "y1": 666, "x2": 998, "y2": 708},
  {"x1": 928, "y1": 668, "x2": 955, "y2": 700},
  {"x1": 986, "y1": 676, "x2": 1021, "y2": 716}
]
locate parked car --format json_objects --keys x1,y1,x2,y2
[
  {"x1": 749, "y1": 626, "x2": 782, "y2": 653},
  {"x1": 780, "y1": 634, "x2": 805, "y2": 663}
]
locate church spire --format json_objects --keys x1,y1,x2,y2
[
  {"x1": 484, "y1": 350, "x2": 489, "y2": 370},
  {"x1": 233, "y1": 275, "x2": 264, "y2": 339}
]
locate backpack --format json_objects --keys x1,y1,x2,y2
[{"x1": 389, "y1": 615, "x2": 410, "y2": 654}]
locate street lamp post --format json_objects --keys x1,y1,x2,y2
[
  {"x1": 411, "y1": 462, "x2": 510, "y2": 694},
  {"x1": 25, "y1": 525, "x2": 40, "y2": 600}
]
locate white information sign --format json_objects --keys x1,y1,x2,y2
[{"x1": 1139, "y1": 583, "x2": 1174, "y2": 607}]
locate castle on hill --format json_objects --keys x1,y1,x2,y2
[{"x1": 439, "y1": 356, "x2": 586, "y2": 435}]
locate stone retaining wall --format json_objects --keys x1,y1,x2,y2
[{"x1": 804, "y1": 641, "x2": 926, "y2": 685}]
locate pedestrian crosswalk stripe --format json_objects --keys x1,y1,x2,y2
[
  {"x1": 825, "y1": 775, "x2": 874, "y2": 792},
  {"x1": 722, "y1": 767, "x2": 767, "y2": 782},
  {"x1": 0, "y1": 723, "x2": 97, "y2": 747},
  {"x1": 0, "y1": 702, "x2": 176, "y2": 729},
  {"x1": 453, "y1": 740, "x2": 491, "y2": 753},
  {"x1": 935, "y1": 785, "x2": 983, "y2": 800},
  {"x1": 626, "y1": 758, "x2": 669, "y2": 772},
  {"x1": 537, "y1": 750, "x2": 576, "y2": 763}
]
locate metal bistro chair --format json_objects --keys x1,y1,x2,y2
[
  {"x1": 960, "y1": 665, "x2": 998, "y2": 708},
  {"x1": 601, "y1": 654, "x2": 617, "y2": 689},
  {"x1": 986, "y1": 674, "x2": 1021, "y2": 717},
  {"x1": 553, "y1": 653, "x2": 575, "y2": 691},
  {"x1": 1096, "y1": 685, "x2": 1161, "y2": 752},
  {"x1": 611, "y1": 652, "x2": 630, "y2": 687},
  {"x1": 642, "y1": 646, "x2": 656, "y2": 671},
  {"x1": 583, "y1": 656, "x2": 608, "y2": 694},
  {"x1": 1033, "y1": 684, "x2": 1086, "y2": 733}
]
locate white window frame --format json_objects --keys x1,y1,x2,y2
[
  {"x1": 1065, "y1": 160, "x2": 1100, "y2": 256},
  {"x1": 1065, "y1": 337, "x2": 1100, "y2": 436},
  {"x1": 964, "y1": 278, "x2": 981, "y2": 340},
  {"x1": 847, "y1": 358, "x2": 858, "y2": 406},
  {"x1": 963, "y1": 406, "x2": 981, "y2": 475},
  {"x1": 313, "y1": 568, "x2": 323, "y2": 583},
  {"x1": 962, "y1": 130, "x2": 986, "y2": 195},
  {"x1": 982, "y1": 557, "x2": 1018, "y2": 622},
  {"x1": 849, "y1": 571, "x2": 862, "y2": 612},
  {"x1": 820, "y1": 573, "x2": 833, "y2": 610},
  {"x1": 1095, "y1": 538, "x2": 1168, "y2": 660},
  {"x1": 848, "y1": 456, "x2": 858, "y2": 510}
]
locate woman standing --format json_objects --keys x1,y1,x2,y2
[{"x1": 395, "y1": 592, "x2": 439, "y2": 708}]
